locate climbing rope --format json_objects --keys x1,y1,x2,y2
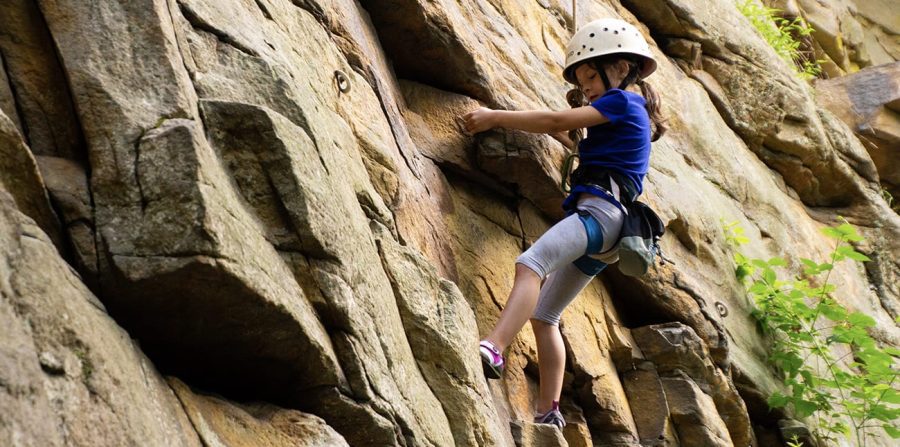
[{"x1": 560, "y1": 0, "x2": 582, "y2": 193}]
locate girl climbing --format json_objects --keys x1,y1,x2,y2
[{"x1": 461, "y1": 18, "x2": 666, "y2": 429}]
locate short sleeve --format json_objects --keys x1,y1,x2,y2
[{"x1": 590, "y1": 89, "x2": 630, "y2": 124}]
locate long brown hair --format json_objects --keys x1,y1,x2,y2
[{"x1": 581, "y1": 56, "x2": 667, "y2": 142}]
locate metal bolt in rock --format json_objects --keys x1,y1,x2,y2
[
  {"x1": 334, "y1": 70, "x2": 351, "y2": 94},
  {"x1": 715, "y1": 301, "x2": 729, "y2": 317}
]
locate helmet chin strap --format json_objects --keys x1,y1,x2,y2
[
  {"x1": 598, "y1": 67, "x2": 612, "y2": 92},
  {"x1": 598, "y1": 62, "x2": 637, "y2": 92},
  {"x1": 617, "y1": 64, "x2": 639, "y2": 90}
]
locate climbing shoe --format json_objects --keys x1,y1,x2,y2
[
  {"x1": 534, "y1": 401, "x2": 566, "y2": 429},
  {"x1": 479, "y1": 340, "x2": 505, "y2": 379}
]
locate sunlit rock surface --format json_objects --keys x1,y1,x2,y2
[{"x1": 1, "y1": 0, "x2": 897, "y2": 445}]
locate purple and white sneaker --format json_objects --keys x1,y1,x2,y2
[
  {"x1": 534, "y1": 401, "x2": 566, "y2": 428},
  {"x1": 479, "y1": 340, "x2": 505, "y2": 379}
]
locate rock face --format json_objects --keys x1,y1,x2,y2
[
  {"x1": 815, "y1": 62, "x2": 900, "y2": 201},
  {"x1": 0, "y1": 1, "x2": 897, "y2": 447}
]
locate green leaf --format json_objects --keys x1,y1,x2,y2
[
  {"x1": 830, "y1": 326, "x2": 853, "y2": 343},
  {"x1": 858, "y1": 348, "x2": 893, "y2": 372},
  {"x1": 766, "y1": 391, "x2": 791, "y2": 408},
  {"x1": 768, "y1": 392, "x2": 789, "y2": 409},
  {"x1": 794, "y1": 399, "x2": 818, "y2": 418},
  {"x1": 848, "y1": 312, "x2": 876, "y2": 328},
  {"x1": 835, "y1": 223, "x2": 864, "y2": 242},
  {"x1": 819, "y1": 302, "x2": 848, "y2": 321},
  {"x1": 822, "y1": 227, "x2": 843, "y2": 239},
  {"x1": 799, "y1": 258, "x2": 823, "y2": 275},
  {"x1": 835, "y1": 223, "x2": 854, "y2": 235},
  {"x1": 879, "y1": 389, "x2": 900, "y2": 405},
  {"x1": 736, "y1": 265, "x2": 752, "y2": 281},
  {"x1": 836, "y1": 245, "x2": 871, "y2": 262},
  {"x1": 868, "y1": 405, "x2": 898, "y2": 422},
  {"x1": 799, "y1": 370, "x2": 815, "y2": 386},
  {"x1": 763, "y1": 268, "x2": 777, "y2": 285},
  {"x1": 749, "y1": 281, "x2": 769, "y2": 295},
  {"x1": 768, "y1": 257, "x2": 787, "y2": 267},
  {"x1": 883, "y1": 425, "x2": 900, "y2": 439}
]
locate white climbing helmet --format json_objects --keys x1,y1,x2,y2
[{"x1": 563, "y1": 18, "x2": 657, "y2": 84}]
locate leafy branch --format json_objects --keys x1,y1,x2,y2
[
  {"x1": 736, "y1": 0, "x2": 824, "y2": 80},
  {"x1": 723, "y1": 219, "x2": 900, "y2": 445}
]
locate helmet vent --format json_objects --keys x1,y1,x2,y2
[
  {"x1": 614, "y1": 30, "x2": 619, "y2": 34},
  {"x1": 589, "y1": 33, "x2": 595, "y2": 37},
  {"x1": 617, "y1": 44, "x2": 622, "y2": 47}
]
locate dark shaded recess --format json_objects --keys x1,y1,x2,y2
[
  {"x1": 733, "y1": 368, "x2": 798, "y2": 446},
  {"x1": 440, "y1": 165, "x2": 519, "y2": 212},
  {"x1": 357, "y1": 0, "x2": 494, "y2": 104},
  {"x1": 304, "y1": 386, "x2": 405, "y2": 447},
  {"x1": 603, "y1": 268, "x2": 678, "y2": 329},
  {"x1": 100, "y1": 253, "x2": 338, "y2": 407}
]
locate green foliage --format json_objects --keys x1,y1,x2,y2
[
  {"x1": 882, "y1": 189, "x2": 894, "y2": 207},
  {"x1": 723, "y1": 219, "x2": 900, "y2": 446},
  {"x1": 736, "y1": 0, "x2": 823, "y2": 80},
  {"x1": 883, "y1": 188, "x2": 900, "y2": 215}
]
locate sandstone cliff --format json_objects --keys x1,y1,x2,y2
[{"x1": 0, "y1": 0, "x2": 897, "y2": 446}]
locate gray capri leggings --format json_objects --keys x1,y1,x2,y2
[{"x1": 516, "y1": 194, "x2": 624, "y2": 325}]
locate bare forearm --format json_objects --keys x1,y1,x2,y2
[
  {"x1": 462, "y1": 105, "x2": 605, "y2": 136},
  {"x1": 493, "y1": 110, "x2": 568, "y2": 133}
]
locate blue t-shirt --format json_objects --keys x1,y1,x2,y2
[
  {"x1": 581, "y1": 88, "x2": 651, "y2": 192},
  {"x1": 562, "y1": 88, "x2": 651, "y2": 211}
]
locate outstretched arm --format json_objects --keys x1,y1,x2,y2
[{"x1": 462, "y1": 106, "x2": 608, "y2": 135}]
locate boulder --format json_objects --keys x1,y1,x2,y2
[
  {"x1": 662, "y1": 376, "x2": 734, "y2": 447},
  {"x1": 0, "y1": 189, "x2": 202, "y2": 447},
  {"x1": 633, "y1": 323, "x2": 753, "y2": 447},
  {"x1": 815, "y1": 61, "x2": 900, "y2": 197},
  {"x1": 0, "y1": 110, "x2": 60, "y2": 246},
  {"x1": 621, "y1": 362, "x2": 674, "y2": 446},
  {"x1": 34, "y1": 155, "x2": 98, "y2": 289},
  {"x1": 168, "y1": 378, "x2": 349, "y2": 447},
  {"x1": 510, "y1": 420, "x2": 569, "y2": 447},
  {"x1": 375, "y1": 221, "x2": 510, "y2": 446}
]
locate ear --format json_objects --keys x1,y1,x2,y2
[{"x1": 616, "y1": 59, "x2": 632, "y2": 77}]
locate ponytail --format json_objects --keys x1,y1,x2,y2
[
  {"x1": 637, "y1": 79, "x2": 667, "y2": 142},
  {"x1": 583, "y1": 56, "x2": 668, "y2": 142}
]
